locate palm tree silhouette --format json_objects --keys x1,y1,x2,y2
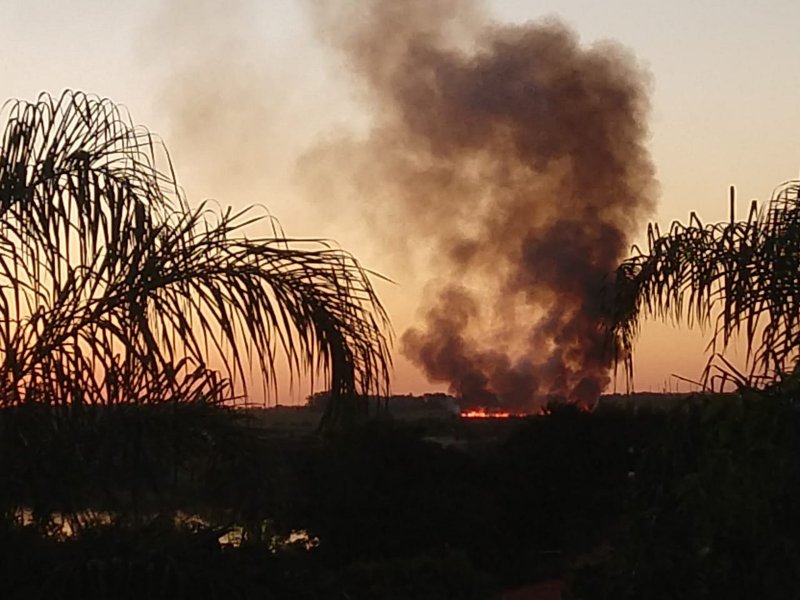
[
  {"x1": 611, "y1": 181, "x2": 800, "y2": 389},
  {"x1": 0, "y1": 90, "x2": 390, "y2": 426}
]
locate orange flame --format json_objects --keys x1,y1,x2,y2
[
  {"x1": 461, "y1": 403, "x2": 592, "y2": 419},
  {"x1": 460, "y1": 408, "x2": 514, "y2": 419}
]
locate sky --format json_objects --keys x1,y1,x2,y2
[{"x1": 1, "y1": 0, "x2": 798, "y2": 402}]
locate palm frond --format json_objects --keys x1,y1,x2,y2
[
  {"x1": 0, "y1": 91, "x2": 391, "y2": 425},
  {"x1": 611, "y1": 181, "x2": 800, "y2": 388}
]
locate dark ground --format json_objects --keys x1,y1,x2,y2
[{"x1": 2, "y1": 392, "x2": 799, "y2": 599}]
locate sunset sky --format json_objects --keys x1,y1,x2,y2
[{"x1": 1, "y1": 0, "x2": 798, "y2": 402}]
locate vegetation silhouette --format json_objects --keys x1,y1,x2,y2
[
  {"x1": 579, "y1": 181, "x2": 800, "y2": 598},
  {"x1": 0, "y1": 91, "x2": 392, "y2": 598},
  {"x1": 5, "y1": 90, "x2": 800, "y2": 599},
  {"x1": 569, "y1": 391, "x2": 800, "y2": 600},
  {"x1": 611, "y1": 181, "x2": 800, "y2": 388},
  {"x1": 0, "y1": 90, "x2": 390, "y2": 424}
]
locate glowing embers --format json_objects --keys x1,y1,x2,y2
[
  {"x1": 460, "y1": 408, "x2": 515, "y2": 419},
  {"x1": 459, "y1": 404, "x2": 567, "y2": 418}
]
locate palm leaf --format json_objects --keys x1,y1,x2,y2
[
  {"x1": 0, "y1": 91, "x2": 391, "y2": 426},
  {"x1": 611, "y1": 181, "x2": 800, "y2": 388}
]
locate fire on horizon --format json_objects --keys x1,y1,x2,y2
[{"x1": 311, "y1": 0, "x2": 656, "y2": 413}]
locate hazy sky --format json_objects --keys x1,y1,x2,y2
[{"x1": 1, "y1": 0, "x2": 798, "y2": 400}]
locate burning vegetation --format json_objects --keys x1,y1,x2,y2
[
  {"x1": 460, "y1": 409, "x2": 515, "y2": 419},
  {"x1": 310, "y1": 0, "x2": 657, "y2": 413}
]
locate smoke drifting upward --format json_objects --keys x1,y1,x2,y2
[
  {"x1": 311, "y1": 1, "x2": 656, "y2": 411},
  {"x1": 141, "y1": 0, "x2": 336, "y2": 235}
]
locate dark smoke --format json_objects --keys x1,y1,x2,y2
[{"x1": 310, "y1": 1, "x2": 656, "y2": 411}]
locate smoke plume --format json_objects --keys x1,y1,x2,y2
[
  {"x1": 310, "y1": 1, "x2": 656, "y2": 411},
  {"x1": 139, "y1": 0, "x2": 364, "y2": 404}
]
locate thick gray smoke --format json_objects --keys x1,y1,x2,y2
[{"x1": 310, "y1": 1, "x2": 656, "y2": 411}]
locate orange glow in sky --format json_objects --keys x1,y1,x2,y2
[{"x1": 1, "y1": 0, "x2": 797, "y2": 402}]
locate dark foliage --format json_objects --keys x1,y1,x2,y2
[
  {"x1": 0, "y1": 90, "x2": 390, "y2": 426},
  {"x1": 5, "y1": 399, "x2": 800, "y2": 598},
  {"x1": 270, "y1": 410, "x2": 662, "y2": 594},
  {"x1": 491, "y1": 405, "x2": 665, "y2": 586},
  {"x1": 0, "y1": 90, "x2": 391, "y2": 597},
  {"x1": 611, "y1": 181, "x2": 800, "y2": 386},
  {"x1": 570, "y1": 392, "x2": 800, "y2": 599},
  {"x1": 293, "y1": 422, "x2": 497, "y2": 565}
]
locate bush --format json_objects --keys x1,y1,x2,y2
[{"x1": 570, "y1": 393, "x2": 800, "y2": 599}]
